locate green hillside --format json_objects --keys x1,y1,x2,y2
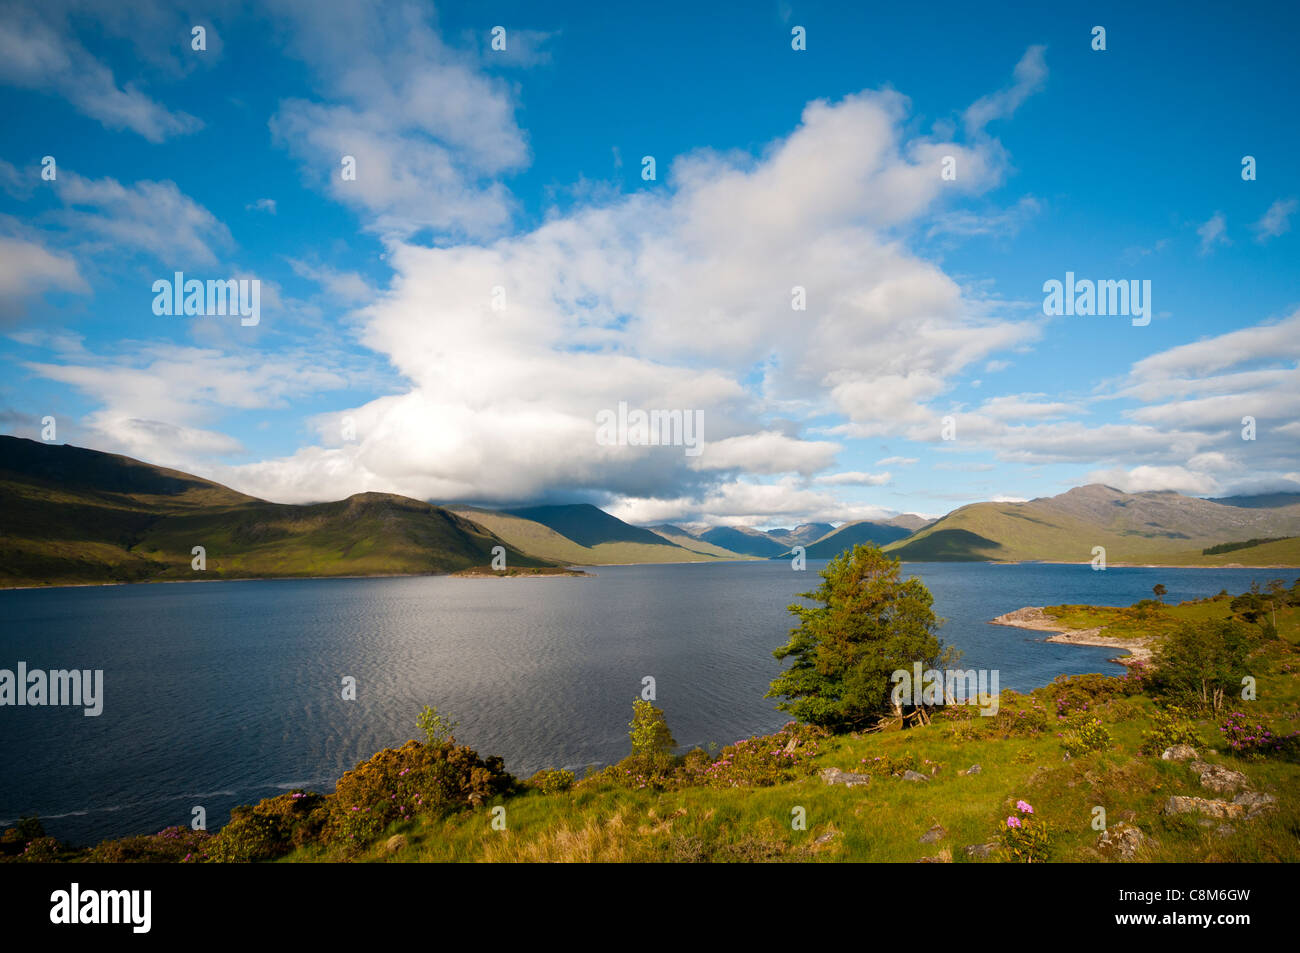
[
  {"x1": 789, "y1": 520, "x2": 914, "y2": 559},
  {"x1": 444, "y1": 506, "x2": 729, "y2": 565},
  {"x1": 885, "y1": 485, "x2": 1300, "y2": 566},
  {"x1": 0, "y1": 437, "x2": 548, "y2": 587}
]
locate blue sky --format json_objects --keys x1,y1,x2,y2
[{"x1": 1, "y1": 0, "x2": 1297, "y2": 526}]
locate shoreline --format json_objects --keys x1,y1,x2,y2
[
  {"x1": 0, "y1": 567, "x2": 589, "y2": 592},
  {"x1": 989, "y1": 605, "x2": 1152, "y2": 666}
]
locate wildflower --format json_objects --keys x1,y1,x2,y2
[
  {"x1": 1016, "y1": 800, "x2": 1034, "y2": 814},
  {"x1": 1007, "y1": 816, "x2": 1022, "y2": 829}
]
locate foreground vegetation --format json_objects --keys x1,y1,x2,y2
[{"x1": 6, "y1": 553, "x2": 1299, "y2": 863}]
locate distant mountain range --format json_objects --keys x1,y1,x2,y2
[{"x1": 2, "y1": 436, "x2": 1298, "y2": 588}]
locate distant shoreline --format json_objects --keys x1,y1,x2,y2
[
  {"x1": 989, "y1": 606, "x2": 1151, "y2": 666},
  {"x1": 0, "y1": 567, "x2": 589, "y2": 592}
]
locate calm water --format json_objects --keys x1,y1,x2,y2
[{"x1": 0, "y1": 561, "x2": 1284, "y2": 843}]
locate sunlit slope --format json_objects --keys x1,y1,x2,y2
[
  {"x1": 884, "y1": 484, "x2": 1300, "y2": 565},
  {"x1": 445, "y1": 506, "x2": 729, "y2": 565},
  {"x1": 0, "y1": 437, "x2": 546, "y2": 586}
]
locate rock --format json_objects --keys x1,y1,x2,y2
[
  {"x1": 1096, "y1": 822, "x2": 1144, "y2": 861},
  {"x1": 1188, "y1": 761, "x2": 1249, "y2": 794},
  {"x1": 956, "y1": 764, "x2": 982, "y2": 776},
  {"x1": 1232, "y1": 791, "x2": 1277, "y2": 819},
  {"x1": 964, "y1": 843, "x2": 997, "y2": 859},
  {"x1": 814, "y1": 829, "x2": 841, "y2": 845},
  {"x1": 783, "y1": 735, "x2": 800, "y2": 755},
  {"x1": 917, "y1": 848, "x2": 952, "y2": 863},
  {"x1": 1163, "y1": 796, "x2": 1241, "y2": 820},
  {"x1": 901, "y1": 770, "x2": 929, "y2": 782},
  {"x1": 1165, "y1": 790, "x2": 1276, "y2": 821},
  {"x1": 1214, "y1": 825, "x2": 1235, "y2": 838},
  {"x1": 919, "y1": 824, "x2": 947, "y2": 844},
  {"x1": 821, "y1": 767, "x2": 871, "y2": 788},
  {"x1": 385, "y1": 834, "x2": 408, "y2": 853},
  {"x1": 1161, "y1": 745, "x2": 1198, "y2": 762}
]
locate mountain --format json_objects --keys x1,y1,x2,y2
[
  {"x1": 647, "y1": 524, "x2": 752, "y2": 559},
  {"x1": 766, "y1": 522, "x2": 836, "y2": 547},
  {"x1": 444, "y1": 506, "x2": 733, "y2": 565},
  {"x1": 881, "y1": 514, "x2": 934, "y2": 532},
  {"x1": 698, "y1": 525, "x2": 790, "y2": 557},
  {"x1": 0, "y1": 436, "x2": 549, "y2": 587},
  {"x1": 883, "y1": 484, "x2": 1300, "y2": 565},
  {"x1": 504, "y1": 503, "x2": 668, "y2": 547},
  {"x1": 782, "y1": 520, "x2": 914, "y2": 558}
]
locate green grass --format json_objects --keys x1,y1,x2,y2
[
  {"x1": 276, "y1": 673, "x2": 1300, "y2": 863},
  {"x1": 1042, "y1": 596, "x2": 1300, "y2": 645},
  {"x1": 884, "y1": 492, "x2": 1300, "y2": 567}
]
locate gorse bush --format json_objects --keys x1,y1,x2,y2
[
  {"x1": 527, "y1": 768, "x2": 576, "y2": 795},
  {"x1": 204, "y1": 791, "x2": 329, "y2": 862},
  {"x1": 1139, "y1": 706, "x2": 1204, "y2": 755},
  {"x1": 330, "y1": 740, "x2": 514, "y2": 845},
  {"x1": 1061, "y1": 716, "x2": 1112, "y2": 757}
]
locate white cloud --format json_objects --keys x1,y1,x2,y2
[
  {"x1": 814, "y1": 471, "x2": 892, "y2": 486},
  {"x1": 54, "y1": 172, "x2": 233, "y2": 266},
  {"x1": 1197, "y1": 211, "x2": 1229, "y2": 256},
  {"x1": 963, "y1": 45, "x2": 1047, "y2": 135},
  {"x1": 0, "y1": 5, "x2": 201, "y2": 142},
  {"x1": 1253, "y1": 198, "x2": 1297, "y2": 242},
  {"x1": 269, "y1": 0, "x2": 528, "y2": 239},
  {"x1": 0, "y1": 235, "x2": 88, "y2": 319}
]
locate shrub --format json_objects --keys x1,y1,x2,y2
[
  {"x1": 1218, "y1": 712, "x2": 1300, "y2": 760},
  {"x1": 1061, "y1": 716, "x2": 1112, "y2": 757},
  {"x1": 1044, "y1": 672, "x2": 1121, "y2": 719},
  {"x1": 87, "y1": 826, "x2": 212, "y2": 863},
  {"x1": 330, "y1": 740, "x2": 514, "y2": 846},
  {"x1": 624, "y1": 699, "x2": 678, "y2": 780},
  {"x1": 992, "y1": 701, "x2": 1050, "y2": 737},
  {"x1": 1151, "y1": 620, "x2": 1253, "y2": 712},
  {"x1": 527, "y1": 768, "x2": 576, "y2": 795},
  {"x1": 678, "y1": 723, "x2": 824, "y2": 788},
  {"x1": 416, "y1": 705, "x2": 458, "y2": 745},
  {"x1": 1139, "y1": 706, "x2": 1204, "y2": 755},
  {"x1": 1000, "y1": 799, "x2": 1051, "y2": 863}
]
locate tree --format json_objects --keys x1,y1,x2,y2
[
  {"x1": 1265, "y1": 579, "x2": 1286, "y2": 630},
  {"x1": 766, "y1": 543, "x2": 955, "y2": 731},
  {"x1": 1152, "y1": 583, "x2": 1167, "y2": 603},
  {"x1": 628, "y1": 698, "x2": 676, "y2": 771},
  {"x1": 1151, "y1": 619, "x2": 1252, "y2": 712},
  {"x1": 416, "y1": 705, "x2": 458, "y2": 746}
]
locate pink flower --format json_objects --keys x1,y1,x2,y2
[
  {"x1": 1006, "y1": 816, "x2": 1021, "y2": 829},
  {"x1": 1016, "y1": 800, "x2": 1034, "y2": 814}
]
